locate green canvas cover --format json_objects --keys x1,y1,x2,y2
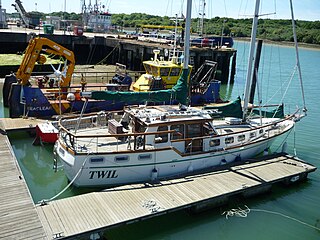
[
  {"x1": 252, "y1": 104, "x2": 284, "y2": 118},
  {"x1": 203, "y1": 96, "x2": 243, "y2": 118},
  {"x1": 90, "y1": 68, "x2": 189, "y2": 105}
]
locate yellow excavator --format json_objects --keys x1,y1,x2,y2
[
  {"x1": 3, "y1": 36, "x2": 76, "y2": 117},
  {"x1": 16, "y1": 36, "x2": 75, "y2": 87}
]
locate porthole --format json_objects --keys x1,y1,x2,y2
[
  {"x1": 237, "y1": 135, "x2": 245, "y2": 142},
  {"x1": 225, "y1": 137, "x2": 234, "y2": 144},
  {"x1": 90, "y1": 157, "x2": 104, "y2": 163},
  {"x1": 138, "y1": 154, "x2": 152, "y2": 160},
  {"x1": 209, "y1": 139, "x2": 220, "y2": 147},
  {"x1": 115, "y1": 156, "x2": 129, "y2": 162}
]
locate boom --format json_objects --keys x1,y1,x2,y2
[{"x1": 16, "y1": 37, "x2": 75, "y2": 87}]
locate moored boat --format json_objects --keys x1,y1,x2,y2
[
  {"x1": 54, "y1": 105, "x2": 297, "y2": 187},
  {"x1": 53, "y1": 0, "x2": 307, "y2": 188}
]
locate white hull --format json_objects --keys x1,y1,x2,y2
[
  {"x1": 55, "y1": 105, "x2": 296, "y2": 188},
  {"x1": 57, "y1": 136, "x2": 275, "y2": 187}
]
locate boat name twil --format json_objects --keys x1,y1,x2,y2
[{"x1": 89, "y1": 170, "x2": 118, "y2": 179}]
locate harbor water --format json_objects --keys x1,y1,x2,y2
[{"x1": 2, "y1": 41, "x2": 320, "y2": 239}]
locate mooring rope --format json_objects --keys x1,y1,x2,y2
[
  {"x1": 38, "y1": 151, "x2": 92, "y2": 205},
  {"x1": 96, "y1": 43, "x2": 120, "y2": 65},
  {"x1": 222, "y1": 205, "x2": 320, "y2": 231}
]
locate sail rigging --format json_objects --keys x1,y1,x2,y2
[{"x1": 289, "y1": 0, "x2": 307, "y2": 113}]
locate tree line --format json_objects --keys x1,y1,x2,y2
[
  {"x1": 8, "y1": 12, "x2": 320, "y2": 45},
  {"x1": 112, "y1": 13, "x2": 320, "y2": 45}
]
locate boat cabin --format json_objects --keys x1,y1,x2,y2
[
  {"x1": 132, "y1": 50, "x2": 192, "y2": 92},
  {"x1": 120, "y1": 105, "x2": 268, "y2": 155},
  {"x1": 123, "y1": 106, "x2": 218, "y2": 153},
  {"x1": 57, "y1": 105, "x2": 278, "y2": 158}
]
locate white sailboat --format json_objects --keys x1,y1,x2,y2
[{"x1": 54, "y1": 0, "x2": 306, "y2": 187}]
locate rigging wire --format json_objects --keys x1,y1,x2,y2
[
  {"x1": 96, "y1": 42, "x2": 120, "y2": 65},
  {"x1": 223, "y1": 0, "x2": 228, "y2": 17},
  {"x1": 289, "y1": 0, "x2": 307, "y2": 112},
  {"x1": 276, "y1": 45, "x2": 284, "y2": 99},
  {"x1": 193, "y1": 0, "x2": 198, "y2": 20},
  {"x1": 237, "y1": 0, "x2": 249, "y2": 18},
  {"x1": 260, "y1": 65, "x2": 295, "y2": 108},
  {"x1": 264, "y1": 42, "x2": 272, "y2": 104},
  {"x1": 293, "y1": 123, "x2": 297, "y2": 156},
  {"x1": 165, "y1": 0, "x2": 171, "y2": 17},
  {"x1": 180, "y1": 0, "x2": 185, "y2": 17}
]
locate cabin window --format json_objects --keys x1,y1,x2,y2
[
  {"x1": 250, "y1": 132, "x2": 256, "y2": 138},
  {"x1": 225, "y1": 137, "x2": 234, "y2": 144},
  {"x1": 186, "y1": 124, "x2": 201, "y2": 138},
  {"x1": 238, "y1": 135, "x2": 246, "y2": 142},
  {"x1": 155, "y1": 125, "x2": 168, "y2": 143},
  {"x1": 134, "y1": 119, "x2": 146, "y2": 133},
  {"x1": 170, "y1": 124, "x2": 184, "y2": 140},
  {"x1": 160, "y1": 68, "x2": 170, "y2": 76},
  {"x1": 144, "y1": 64, "x2": 152, "y2": 74},
  {"x1": 151, "y1": 66, "x2": 159, "y2": 76},
  {"x1": 210, "y1": 139, "x2": 220, "y2": 147},
  {"x1": 170, "y1": 68, "x2": 181, "y2": 76},
  {"x1": 259, "y1": 129, "x2": 264, "y2": 134},
  {"x1": 138, "y1": 154, "x2": 152, "y2": 160},
  {"x1": 114, "y1": 156, "x2": 129, "y2": 162},
  {"x1": 90, "y1": 157, "x2": 104, "y2": 163}
]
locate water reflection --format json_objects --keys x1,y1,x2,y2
[{"x1": 8, "y1": 131, "x2": 103, "y2": 203}]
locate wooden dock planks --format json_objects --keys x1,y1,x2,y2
[
  {"x1": 35, "y1": 154, "x2": 316, "y2": 239},
  {"x1": 0, "y1": 133, "x2": 46, "y2": 240},
  {"x1": 0, "y1": 117, "x2": 46, "y2": 132}
]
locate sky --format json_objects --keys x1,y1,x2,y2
[{"x1": 1, "y1": 0, "x2": 319, "y2": 21}]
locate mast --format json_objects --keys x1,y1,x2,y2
[
  {"x1": 242, "y1": 0, "x2": 260, "y2": 121},
  {"x1": 183, "y1": 0, "x2": 192, "y2": 70},
  {"x1": 249, "y1": 39, "x2": 263, "y2": 104}
]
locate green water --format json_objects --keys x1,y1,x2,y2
[{"x1": 3, "y1": 41, "x2": 320, "y2": 239}]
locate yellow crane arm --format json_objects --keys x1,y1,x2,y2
[{"x1": 16, "y1": 37, "x2": 75, "y2": 87}]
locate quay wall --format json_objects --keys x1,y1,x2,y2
[{"x1": 0, "y1": 32, "x2": 236, "y2": 82}]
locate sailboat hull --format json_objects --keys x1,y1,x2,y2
[{"x1": 56, "y1": 137, "x2": 274, "y2": 187}]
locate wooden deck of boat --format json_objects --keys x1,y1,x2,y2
[
  {"x1": 36, "y1": 153, "x2": 316, "y2": 239},
  {"x1": 0, "y1": 117, "x2": 46, "y2": 132},
  {"x1": 0, "y1": 133, "x2": 46, "y2": 239}
]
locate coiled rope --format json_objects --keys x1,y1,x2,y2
[{"x1": 222, "y1": 205, "x2": 320, "y2": 231}]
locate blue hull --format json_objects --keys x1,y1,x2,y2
[{"x1": 8, "y1": 82, "x2": 219, "y2": 118}]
